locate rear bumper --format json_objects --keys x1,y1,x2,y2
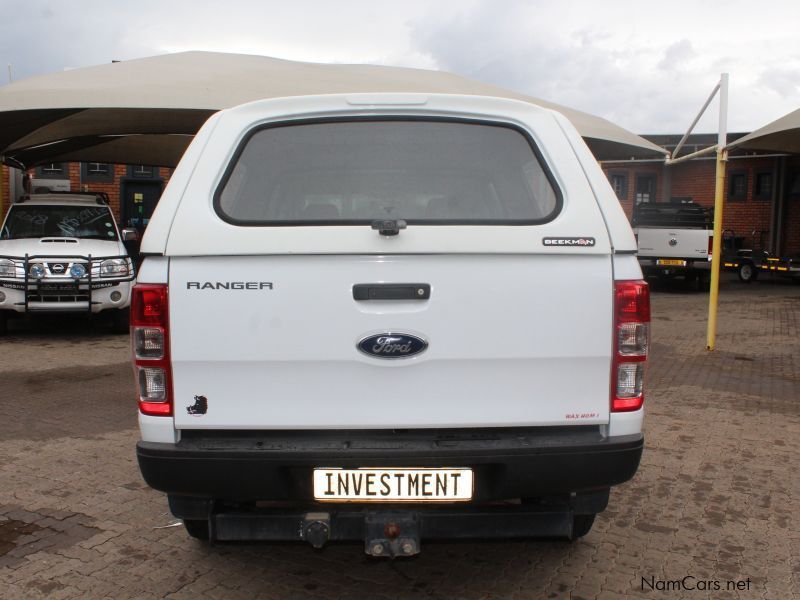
[{"x1": 137, "y1": 427, "x2": 643, "y2": 502}]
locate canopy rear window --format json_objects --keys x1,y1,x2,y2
[{"x1": 215, "y1": 119, "x2": 561, "y2": 225}]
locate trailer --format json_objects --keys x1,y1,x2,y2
[{"x1": 722, "y1": 230, "x2": 800, "y2": 283}]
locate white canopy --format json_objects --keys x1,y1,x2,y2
[
  {"x1": 0, "y1": 51, "x2": 666, "y2": 166},
  {"x1": 727, "y1": 106, "x2": 800, "y2": 153}
]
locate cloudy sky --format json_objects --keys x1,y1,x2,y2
[{"x1": 1, "y1": 0, "x2": 798, "y2": 135}]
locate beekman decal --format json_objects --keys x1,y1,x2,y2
[{"x1": 542, "y1": 237, "x2": 596, "y2": 247}]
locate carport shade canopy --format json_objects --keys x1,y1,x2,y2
[
  {"x1": 5, "y1": 134, "x2": 194, "y2": 169},
  {"x1": 727, "y1": 106, "x2": 800, "y2": 153},
  {"x1": 0, "y1": 51, "x2": 666, "y2": 167}
]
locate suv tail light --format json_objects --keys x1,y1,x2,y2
[
  {"x1": 708, "y1": 234, "x2": 714, "y2": 259},
  {"x1": 131, "y1": 284, "x2": 172, "y2": 416},
  {"x1": 612, "y1": 280, "x2": 650, "y2": 412}
]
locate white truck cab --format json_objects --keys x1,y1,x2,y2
[
  {"x1": 133, "y1": 94, "x2": 649, "y2": 555},
  {"x1": 0, "y1": 192, "x2": 135, "y2": 333}
]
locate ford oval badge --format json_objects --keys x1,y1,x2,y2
[{"x1": 358, "y1": 333, "x2": 428, "y2": 359}]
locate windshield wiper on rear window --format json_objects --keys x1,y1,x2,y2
[{"x1": 371, "y1": 219, "x2": 407, "y2": 236}]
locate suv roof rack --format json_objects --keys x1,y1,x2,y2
[{"x1": 16, "y1": 191, "x2": 110, "y2": 205}]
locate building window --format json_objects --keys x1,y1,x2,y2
[
  {"x1": 789, "y1": 172, "x2": 800, "y2": 197},
  {"x1": 130, "y1": 165, "x2": 155, "y2": 178},
  {"x1": 754, "y1": 172, "x2": 773, "y2": 200},
  {"x1": 728, "y1": 171, "x2": 747, "y2": 201},
  {"x1": 35, "y1": 163, "x2": 68, "y2": 180},
  {"x1": 82, "y1": 162, "x2": 114, "y2": 183},
  {"x1": 87, "y1": 163, "x2": 109, "y2": 175},
  {"x1": 609, "y1": 172, "x2": 628, "y2": 200},
  {"x1": 635, "y1": 175, "x2": 656, "y2": 203}
]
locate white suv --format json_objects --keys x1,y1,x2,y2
[
  {"x1": 0, "y1": 192, "x2": 135, "y2": 333},
  {"x1": 133, "y1": 94, "x2": 649, "y2": 556}
]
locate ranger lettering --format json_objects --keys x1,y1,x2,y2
[{"x1": 186, "y1": 281, "x2": 273, "y2": 290}]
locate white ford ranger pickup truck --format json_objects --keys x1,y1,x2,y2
[
  {"x1": 133, "y1": 94, "x2": 649, "y2": 556},
  {"x1": 0, "y1": 193, "x2": 135, "y2": 333}
]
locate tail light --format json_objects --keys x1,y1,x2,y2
[
  {"x1": 131, "y1": 284, "x2": 172, "y2": 416},
  {"x1": 612, "y1": 280, "x2": 650, "y2": 412},
  {"x1": 707, "y1": 234, "x2": 714, "y2": 259}
]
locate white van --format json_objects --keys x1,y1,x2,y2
[{"x1": 132, "y1": 94, "x2": 649, "y2": 556}]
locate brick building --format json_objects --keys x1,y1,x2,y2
[
  {"x1": 601, "y1": 133, "x2": 800, "y2": 256},
  {"x1": 1, "y1": 162, "x2": 172, "y2": 231}
]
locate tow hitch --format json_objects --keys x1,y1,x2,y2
[
  {"x1": 301, "y1": 511, "x2": 420, "y2": 556},
  {"x1": 364, "y1": 512, "x2": 420, "y2": 557},
  {"x1": 302, "y1": 513, "x2": 331, "y2": 549}
]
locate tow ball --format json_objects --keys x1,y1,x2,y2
[{"x1": 365, "y1": 512, "x2": 420, "y2": 558}]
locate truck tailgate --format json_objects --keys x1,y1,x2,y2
[
  {"x1": 635, "y1": 227, "x2": 711, "y2": 260},
  {"x1": 169, "y1": 254, "x2": 613, "y2": 430}
]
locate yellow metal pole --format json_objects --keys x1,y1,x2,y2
[{"x1": 706, "y1": 148, "x2": 727, "y2": 350}]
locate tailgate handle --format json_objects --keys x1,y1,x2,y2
[{"x1": 353, "y1": 283, "x2": 430, "y2": 301}]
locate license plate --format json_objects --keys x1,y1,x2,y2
[
  {"x1": 37, "y1": 283, "x2": 79, "y2": 294},
  {"x1": 313, "y1": 468, "x2": 473, "y2": 502},
  {"x1": 656, "y1": 259, "x2": 686, "y2": 266}
]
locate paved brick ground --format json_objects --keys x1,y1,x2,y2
[{"x1": 0, "y1": 277, "x2": 798, "y2": 599}]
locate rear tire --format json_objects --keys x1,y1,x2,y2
[
  {"x1": 570, "y1": 514, "x2": 596, "y2": 540},
  {"x1": 183, "y1": 519, "x2": 210, "y2": 540},
  {"x1": 0, "y1": 313, "x2": 7, "y2": 336},
  {"x1": 738, "y1": 262, "x2": 757, "y2": 283}
]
